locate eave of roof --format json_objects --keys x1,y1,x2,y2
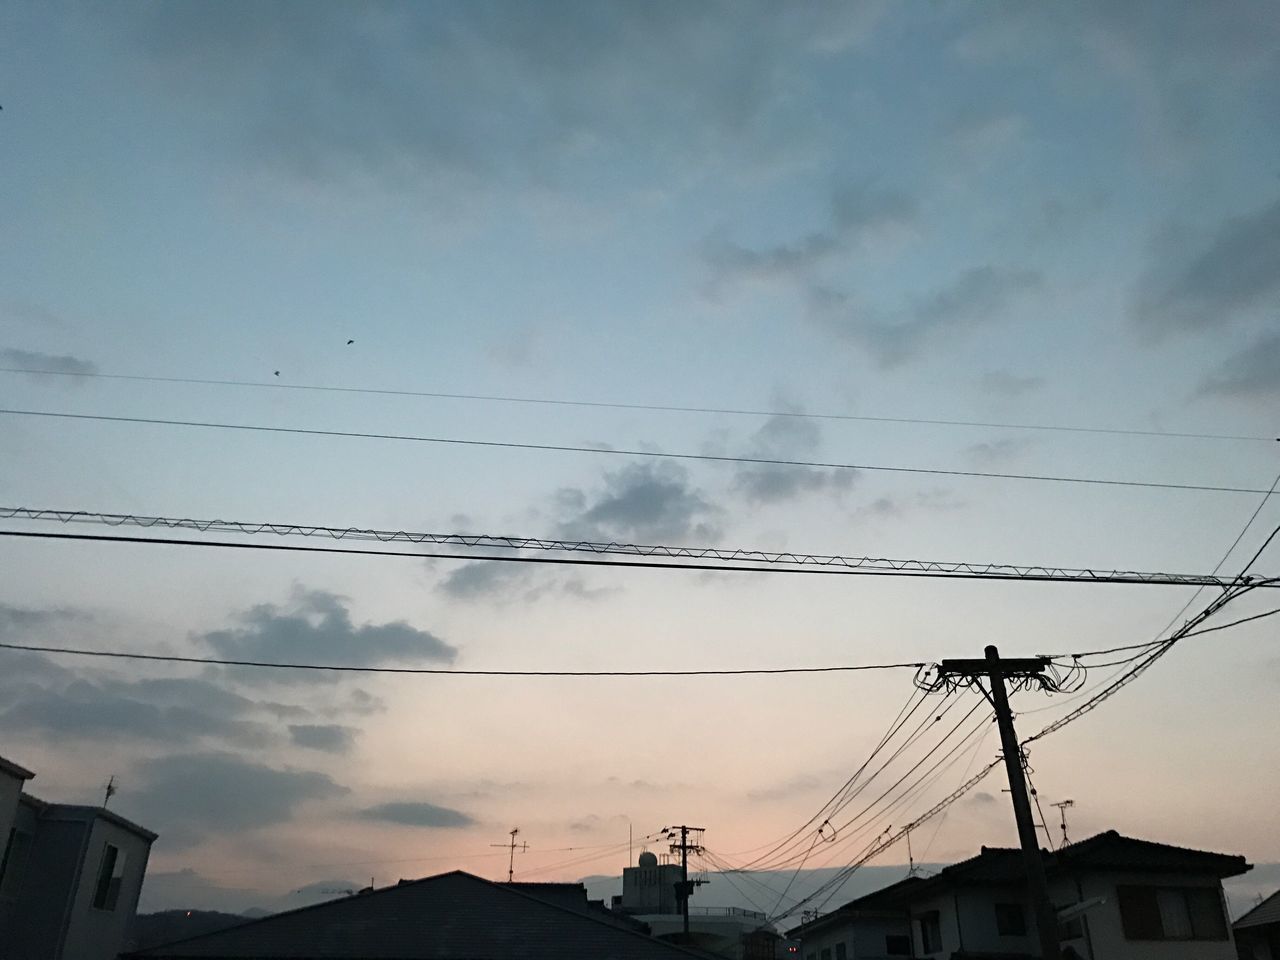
[{"x1": 0, "y1": 755, "x2": 36, "y2": 781}]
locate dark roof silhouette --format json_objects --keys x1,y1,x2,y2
[
  {"x1": 1235, "y1": 888, "x2": 1280, "y2": 930},
  {"x1": 128, "y1": 870, "x2": 711, "y2": 959},
  {"x1": 788, "y1": 830, "x2": 1249, "y2": 937}
]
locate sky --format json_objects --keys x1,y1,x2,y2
[{"x1": 1, "y1": 0, "x2": 1279, "y2": 918}]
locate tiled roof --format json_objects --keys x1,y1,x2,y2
[
  {"x1": 128, "y1": 870, "x2": 715, "y2": 960},
  {"x1": 1235, "y1": 888, "x2": 1280, "y2": 930},
  {"x1": 790, "y1": 830, "x2": 1250, "y2": 932},
  {"x1": 900, "y1": 831, "x2": 1250, "y2": 894},
  {"x1": 0, "y1": 755, "x2": 35, "y2": 781}
]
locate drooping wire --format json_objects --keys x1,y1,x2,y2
[{"x1": 3, "y1": 407, "x2": 1274, "y2": 496}]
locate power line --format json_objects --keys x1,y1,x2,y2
[
  {"x1": 3, "y1": 366, "x2": 1272, "y2": 444},
  {"x1": 0, "y1": 640, "x2": 924, "y2": 678},
  {"x1": 7, "y1": 507, "x2": 1275, "y2": 588},
  {"x1": 2, "y1": 407, "x2": 1273, "y2": 496}
]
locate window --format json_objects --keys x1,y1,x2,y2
[
  {"x1": 1058, "y1": 915, "x2": 1085, "y2": 940},
  {"x1": 1117, "y1": 885, "x2": 1227, "y2": 941},
  {"x1": 885, "y1": 934, "x2": 912, "y2": 956},
  {"x1": 92, "y1": 843, "x2": 127, "y2": 911},
  {"x1": 918, "y1": 911, "x2": 942, "y2": 953},
  {"x1": 0, "y1": 829, "x2": 33, "y2": 899},
  {"x1": 834, "y1": 943, "x2": 846, "y2": 960},
  {"x1": 995, "y1": 902, "x2": 1027, "y2": 936},
  {"x1": 820, "y1": 948, "x2": 831, "y2": 960}
]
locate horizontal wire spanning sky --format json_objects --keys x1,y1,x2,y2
[{"x1": 1, "y1": 0, "x2": 1278, "y2": 915}]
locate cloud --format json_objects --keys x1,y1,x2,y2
[
  {"x1": 813, "y1": 266, "x2": 1043, "y2": 367},
  {"x1": 0, "y1": 603, "x2": 87, "y2": 634},
  {"x1": 1198, "y1": 332, "x2": 1280, "y2": 401},
  {"x1": 437, "y1": 558, "x2": 612, "y2": 603},
  {"x1": 0, "y1": 347, "x2": 97, "y2": 377},
  {"x1": 747, "y1": 773, "x2": 824, "y2": 803},
  {"x1": 970, "y1": 790, "x2": 998, "y2": 805},
  {"x1": 1136, "y1": 199, "x2": 1280, "y2": 335},
  {"x1": 731, "y1": 411, "x2": 854, "y2": 504},
  {"x1": 980, "y1": 371, "x2": 1044, "y2": 397},
  {"x1": 556, "y1": 461, "x2": 722, "y2": 543},
  {"x1": 0, "y1": 668, "x2": 272, "y2": 749},
  {"x1": 356, "y1": 801, "x2": 475, "y2": 829},
  {"x1": 112, "y1": 3, "x2": 887, "y2": 191},
  {"x1": 126, "y1": 752, "x2": 347, "y2": 847},
  {"x1": 705, "y1": 185, "x2": 917, "y2": 291},
  {"x1": 199, "y1": 589, "x2": 457, "y2": 676},
  {"x1": 964, "y1": 437, "x2": 1033, "y2": 464},
  {"x1": 288, "y1": 724, "x2": 358, "y2": 753}
]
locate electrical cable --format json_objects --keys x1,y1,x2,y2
[
  {"x1": 0, "y1": 640, "x2": 923, "y2": 678},
  {"x1": 3, "y1": 366, "x2": 1272, "y2": 444},
  {"x1": 2, "y1": 407, "x2": 1273, "y2": 496},
  {"x1": 9, "y1": 506, "x2": 1267, "y2": 588}
]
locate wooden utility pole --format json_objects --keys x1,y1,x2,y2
[
  {"x1": 936, "y1": 646, "x2": 1061, "y2": 960},
  {"x1": 665, "y1": 825, "x2": 705, "y2": 937}
]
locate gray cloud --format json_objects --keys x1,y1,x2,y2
[
  {"x1": 705, "y1": 185, "x2": 916, "y2": 290},
  {"x1": 357, "y1": 801, "x2": 475, "y2": 829},
  {"x1": 556, "y1": 461, "x2": 722, "y2": 543},
  {"x1": 970, "y1": 790, "x2": 998, "y2": 805},
  {"x1": 437, "y1": 559, "x2": 610, "y2": 604},
  {"x1": 200, "y1": 589, "x2": 457, "y2": 675},
  {"x1": 980, "y1": 371, "x2": 1044, "y2": 397},
  {"x1": 732, "y1": 412, "x2": 854, "y2": 504},
  {"x1": 964, "y1": 437, "x2": 1033, "y2": 464},
  {"x1": 0, "y1": 603, "x2": 87, "y2": 635},
  {"x1": 126, "y1": 752, "x2": 347, "y2": 847},
  {"x1": 813, "y1": 266, "x2": 1043, "y2": 367},
  {"x1": 113, "y1": 3, "x2": 885, "y2": 191},
  {"x1": 1199, "y1": 332, "x2": 1280, "y2": 400},
  {"x1": 1137, "y1": 199, "x2": 1280, "y2": 335},
  {"x1": 288, "y1": 723, "x2": 358, "y2": 753},
  {"x1": 0, "y1": 668, "x2": 271, "y2": 749},
  {"x1": 0, "y1": 347, "x2": 97, "y2": 377}
]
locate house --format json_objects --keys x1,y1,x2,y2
[
  {"x1": 787, "y1": 830, "x2": 1250, "y2": 960},
  {"x1": 612, "y1": 851, "x2": 775, "y2": 959},
  {"x1": 0, "y1": 753, "x2": 157, "y2": 960},
  {"x1": 127, "y1": 869, "x2": 719, "y2": 959},
  {"x1": 784, "y1": 875, "x2": 919, "y2": 959},
  {"x1": 1235, "y1": 889, "x2": 1280, "y2": 960}
]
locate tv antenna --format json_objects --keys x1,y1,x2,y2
[
  {"x1": 492, "y1": 828, "x2": 528, "y2": 882},
  {"x1": 102, "y1": 775, "x2": 117, "y2": 808},
  {"x1": 1051, "y1": 800, "x2": 1075, "y2": 846}
]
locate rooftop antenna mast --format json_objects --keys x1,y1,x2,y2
[
  {"x1": 492, "y1": 828, "x2": 527, "y2": 882},
  {"x1": 905, "y1": 825, "x2": 915, "y2": 877},
  {"x1": 102, "y1": 775, "x2": 117, "y2": 808},
  {"x1": 1051, "y1": 800, "x2": 1075, "y2": 847}
]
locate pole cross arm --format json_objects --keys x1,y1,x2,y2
[{"x1": 937, "y1": 656, "x2": 1050, "y2": 677}]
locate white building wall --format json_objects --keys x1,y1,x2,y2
[
  {"x1": 59, "y1": 817, "x2": 152, "y2": 960},
  {"x1": 908, "y1": 872, "x2": 1238, "y2": 960},
  {"x1": 1071, "y1": 870, "x2": 1238, "y2": 960}
]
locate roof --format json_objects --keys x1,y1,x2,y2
[
  {"x1": 900, "y1": 831, "x2": 1249, "y2": 897},
  {"x1": 789, "y1": 831, "x2": 1249, "y2": 935},
  {"x1": 1235, "y1": 888, "x2": 1280, "y2": 930},
  {"x1": 128, "y1": 870, "x2": 716, "y2": 959},
  {"x1": 0, "y1": 755, "x2": 35, "y2": 781},
  {"x1": 785, "y1": 876, "x2": 923, "y2": 937},
  {"x1": 35, "y1": 802, "x2": 159, "y2": 842}
]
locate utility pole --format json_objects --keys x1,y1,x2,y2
[
  {"x1": 491, "y1": 828, "x2": 527, "y2": 882},
  {"x1": 664, "y1": 825, "x2": 705, "y2": 937},
  {"x1": 935, "y1": 646, "x2": 1061, "y2": 960}
]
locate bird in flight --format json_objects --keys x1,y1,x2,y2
[
  {"x1": 346, "y1": 339, "x2": 355, "y2": 345},
  {"x1": 273, "y1": 370, "x2": 280, "y2": 377}
]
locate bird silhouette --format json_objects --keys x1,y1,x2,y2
[
  {"x1": 273, "y1": 370, "x2": 280, "y2": 377},
  {"x1": 346, "y1": 339, "x2": 355, "y2": 345}
]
